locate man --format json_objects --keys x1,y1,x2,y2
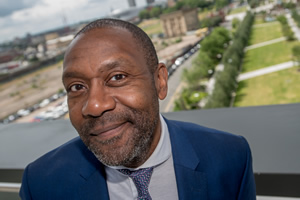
[{"x1": 20, "y1": 18, "x2": 256, "y2": 200}]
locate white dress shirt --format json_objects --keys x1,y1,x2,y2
[{"x1": 105, "y1": 115, "x2": 178, "y2": 200}]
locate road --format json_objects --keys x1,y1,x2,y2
[{"x1": 159, "y1": 51, "x2": 199, "y2": 113}]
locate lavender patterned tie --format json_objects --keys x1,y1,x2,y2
[{"x1": 118, "y1": 167, "x2": 153, "y2": 200}]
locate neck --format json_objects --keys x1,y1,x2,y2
[{"x1": 124, "y1": 119, "x2": 162, "y2": 169}]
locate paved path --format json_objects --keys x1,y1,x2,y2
[
  {"x1": 245, "y1": 37, "x2": 286, "y2": 51},
  {"x1": 286, "y1": 13, "x2": 300, "y2": 41},
  {"x1": 252, "y1": 21, "x2": 280, "y2": 28},
  {"x1": 237, "y1": 12, "x2": 300, "y2": 81},
  {"x1": 238, "y1": 61, "x2": 294, "y2": 81}
]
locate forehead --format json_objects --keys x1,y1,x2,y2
[{"x1": 64, "y1": 27, "x2": 144, "y2": 69}]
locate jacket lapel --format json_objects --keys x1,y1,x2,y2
[
  {"x1": 77, "y1": 144, "x2": 110, "y2": 200},
  {"x1": 75, "y1": 118, "x2": 208, "y2": 200},
  {"x1": 166, "y1": 119, "x2": 208, "y2": 200}
]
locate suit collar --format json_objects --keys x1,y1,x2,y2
[
  {"x1": 165, "y1": 118, "x2": 209, "y2": 199},
  {"x1": 77, "y1": 139, "x2": 110, "y2": 200},
  {"x1": 75, "y1": 118, "x2": 209, "y2": 199},
  {"x1": 165, "y1": 118, "x2": 200, "y2": 169}
]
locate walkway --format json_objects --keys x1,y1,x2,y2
[
  {"x1": 238, "y1": 12, "x2": 300, "y2": 81},
  {"x1": 237, "y1": 61, "x2": 295, "y2": 81},
  {"x1": 286, "y1": 13, "x2": 300, "y2": 41},
  {"x1": 244, "y1": 37, "x2": 286, "y2": 51}
]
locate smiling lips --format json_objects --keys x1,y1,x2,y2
[{"x1": 90, "y1": 122, "x2": 129, "y2": 140}]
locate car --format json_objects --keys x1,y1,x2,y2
[
  {"x1": 39, "y1": 99, "x2": 50, "y2": 108},
  {"x1": 50, "y1": 94, "x2": 59, "y2": 102},
  {"x1": 183, "y1": 53, "x2": 190, "y2": 60},
  {"x1": 17, "y1": 109, "x2": 30, "y2": 117},
  {"x1": 175, "y1": 57, "x2": 184, "y2": 66},
  {"x1": 168, "y1": 66, "x2": 175, "y2": 76}
]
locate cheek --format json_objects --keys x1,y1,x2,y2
[
  {"x1": 68, "y1": 98, "x2": 83, "y2": 126},
  {"x1": 115, "y1": 86, "x2": 156, "y2": 110}
]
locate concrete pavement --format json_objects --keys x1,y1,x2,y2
[
  {"x1": 244, "y1": 37, "x2": 286, "y2": 51},
  {"x1": 237, "y1": 11, "x2": 300, "y2": 81},
  {"x1": 286, "y1": 13, "x2": 300, "y2": 41},
  {"x1": 238, "y1": 61, "x2": 295, "y2": 81}
]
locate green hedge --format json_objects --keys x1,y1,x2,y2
[{"x1": 205, "y1": 12, "x2": 254, "y2": 108}]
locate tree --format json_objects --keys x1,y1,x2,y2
[
  {"x1": 200, "y1": 27, "x2": 231, "y2": 63},
  {"x1": 139, "y1": 10, "x2": 150, "y2": 20},
  {"x1": 215, "y1": 0, "x2": 230, "y2": 10},
  {"x1": 200, "y1": 15, "x2": 223, "y2": 28},
  {"x1": 232, "y1": 18, "x2": 240, "y2": 29},
  {"x1": 292, "y1": 45, "x2": 300, "y2": 70},
  {"x1": 204, "y1": 12, "x2": 254, "y2": 109},
  {"x1": 150, "y1": 7, "x2": 162, "y2": 18}
]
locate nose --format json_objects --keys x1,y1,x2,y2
[{"x1": 82, "y1": 85, "x2": 116, "y2": 118}]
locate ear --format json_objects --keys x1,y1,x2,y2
[{"x1": 155, "y1": 63, "x2": 168, "y2": 100}]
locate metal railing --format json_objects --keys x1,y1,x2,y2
[{"x1": 0, "y1": 182, "x2": 21, "y2": 193}]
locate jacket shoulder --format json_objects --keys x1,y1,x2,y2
[
  {"x1": 165, "y1": 119, "x2": 256, "y2": 199},
  {"x1": 20, "y1": 137, "x2": 103, "y2": 199}
]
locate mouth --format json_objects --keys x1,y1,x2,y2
[{"x1": 90, "y1": 122, "x2": 129, "y2": 141}]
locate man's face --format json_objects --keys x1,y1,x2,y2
[{"x1": 62, "y1": 27, "x2": 168, "y2": 168}]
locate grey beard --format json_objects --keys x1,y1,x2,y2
[{"x1": 78, "y1": 106, "x2": 159, "y2": 167}]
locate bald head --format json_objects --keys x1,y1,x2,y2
[{"x1": 74, "y1": 18, "x2": 158, "y2": 73}]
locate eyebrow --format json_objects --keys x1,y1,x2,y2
[
  {"x1": 62, "y1": 58, "x2": 133, "y2": 81},
  {"x1": 62, "y1": 71, "x2": 83, "y2": 80}
]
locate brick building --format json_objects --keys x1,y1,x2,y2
[{"x1": 160, "y1": 8, "x2": 199, "y2": 38}]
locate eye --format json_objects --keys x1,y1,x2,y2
[
  {"x1": 111, "y1": 74, "x2": 126, "y2": 81},
  {"x1": 69, "y1": 84, "x2": 86, "y2": 92}
]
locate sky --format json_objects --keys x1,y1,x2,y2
[{"x1": 0, "y1": 0, "x2": 157, "y2": 43}]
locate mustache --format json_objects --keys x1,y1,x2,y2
[{"x1": 79, "y1": 111, "x2": 135, "y2": 134}]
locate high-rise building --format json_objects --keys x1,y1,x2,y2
[
  {"x1": 128, "y1": 0, "x2": 136, "y2": 7},
  {"x1": 146, "y1": 0, "x2": 155, "y2": 4}
]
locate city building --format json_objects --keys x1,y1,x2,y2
[
  {"x1": 160, "y1": 8, "x2": 199, "y2": 38},
  {"x1": 46, "y1": 35, "x2": 74, "y2": 56},
  {"x1": 128, "y1": 0, "x2": 136, "y2": 7}
]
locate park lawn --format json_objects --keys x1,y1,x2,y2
[
  {"x1": 138, "y1": 19, "x2": 163, "y2": 36},
  {"x1": 242, "y1": 40, "x2": 299, "y2": 72},
  {"x1": 248, "y1": 21, "x2": 282, "y2": 45},
  {"x1": 253, "y1": 15, "x2": 265, "y2": 25},
  {"x1": 229, "y1": 5, "x2": 247, "y2": 15},
  {"x1": 234, "y1": 67, "x2": 300, "y2": 107}
]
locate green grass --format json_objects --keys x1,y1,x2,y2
[
  {"x1": 229, "y1": 5, "x2": 247, "y2": 15},
  {"x1": 234, "y1": 67, "x2": 300, "y2": 107},
  {"x1": 138, "y1": 19, "x2": 163, "y2": 36},
  {"x1": 253, "y1": 16, "x2": 265, "y2": 25},
  {"x1": 248, "y1": 21, "x2": 282, "y2": 45},
  {"x1": 242, "y1": 40, "x2": 299, "y2": 72}
]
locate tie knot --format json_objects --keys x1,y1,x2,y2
[
  {"x1": 118, "y1": 167, "x2": 153, "y2": 200},
  {"x1": 118, "y1": 167, "x2": 153, "y2": 178}
]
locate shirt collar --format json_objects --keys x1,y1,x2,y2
[{"x1": 105, "y1": 114, "x2": 171, "y2": 170}]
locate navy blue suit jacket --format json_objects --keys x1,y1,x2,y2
[{"x1": 20, "y1": 119, "x2": 256, "y2": 199}]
